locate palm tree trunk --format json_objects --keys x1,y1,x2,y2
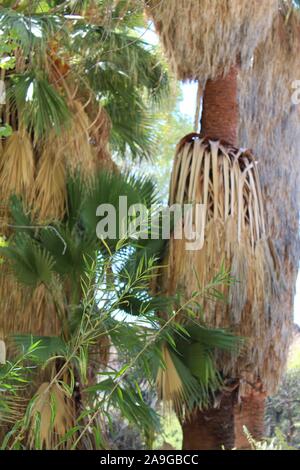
[
  {"x1": 182, "y1": 67, "x2": 239, "y2": 450},
  {"x1": 182, "y1": 65, "x2": 265, "y2": 450},
  {"x1": 234, "y1": 390, "x2": 266, "y2": 449},
  {"x1": 200, "y1": 66, "x2": 238, "y2": 146},
  {"x1": 182, "y1": 392, "x2": 236, "y2": 450}
]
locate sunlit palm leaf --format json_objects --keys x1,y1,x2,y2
[{"x1": 10, "y1": 73, "x2": 71, "y2": 138}]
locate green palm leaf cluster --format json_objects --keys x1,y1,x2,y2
[
  {"x1": 0, "y1": 340, "x2": 42, "y2": 426},
  {"x1": 0, "y1": 0, "x2": 169, "y2": 158},
  {"x1": 10, "y1": 73, "x2": 71, "y2": 139},
  {"x1": 155, "y1": 321, "x2": 242, "y2": 415},
  {"x1": 0, "y1": 169, "x2": 163, "y2": 298},
  {"x1": 74, "y1": 24, "x2": 168, "y2": 158}
]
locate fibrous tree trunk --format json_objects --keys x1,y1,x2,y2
[
  {"x1": 182, "y1": 392, "x2": 236, "y2": 450},
  {"x1": 181, "y1": 67, "x2": 237, "y2": 449},
  {"x1": 234, "y1": 386, "x2": 266, "y2": 449},
  {"x1": 181, "y1": 66, "x2": 266, "y2": 450},
  {"x1": 200, "y1": 66, "x2": 239, "y2": 146}
]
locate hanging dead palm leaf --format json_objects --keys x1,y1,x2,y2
[
  {"x1": 32, "y1": 135, "x2": 67, "y2": 222},
  {"x1": 28, "y1": 382, "x2": 75, "y2": 450},
  {"x1": 0, "y1": 269, "x2": 60, "y2": 338},
  {"x1": 62, "y1": 99, "x2": 95, "y2": 176},
  {"x1": 0, "y1": 130, "x2": 34, "y2": 202},
  {"x1": 156, "y1": 344, "x2": 190, "y2": 415}
]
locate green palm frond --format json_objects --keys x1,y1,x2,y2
[
  {"x1": 81, "y1": 170, "x2": 160, "y2": 249},
  {"x1": 66, "y1": 172, "x2": 86, "y2": 229},
  {"x1": 0, "y1": 340, "x2": 42, "y2": 425},
  {"x1": 41, "y1": 226, "x2": 96, "y2": 282},
  {"x1": 114, "y1": 239, "x2": 168, "y2": 317},
  {"x1": 5, "y1": 169, "x2": 163, "y2": 297},
  {"x1": 156, "y1": 322, "x2": 242, "y2": 414},
  {"x1": 0, "y1": 235, "x2": 55, "y2": 287},
  {"x1": 168, "y1": 345, "x2": 210, "y2": 407},
  {"x1": 181, "y1": 323, "x2": 243, "y2": 353},
  {"x1": 86, "y1": 376, "x2": 159, "y2": 434},
  {"x1": 12, "y1": 335, "x2": 66, "y2": 363},
  {"x1": 78, "y1": 26, "x2": 169, "y2": 102},
  {"x1": 106, "y1": 95, "x2": 156, "y2": 159},
  {"x1": 9, "y1": 194, "x2": 33, "y2": 234},
  {"x1": 73, "y1": 24, "x2": 169, "y2": 159},
  {"x1": 9, "y1": 73, "x2": 71, "y2": 138},
  {"x1": 0, "y1": 8, "x2": 64, "y2": 55}
]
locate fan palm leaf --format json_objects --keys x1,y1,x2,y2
[
  {"x1": 156, "y1": 322, "x2": 242, "y2": 415},
  {"x1": 10, "y1": 73, "x2": 71, "y2": 139},
  {"x1": 0, "y1": 235, "x2": 55, "y2": 288}
]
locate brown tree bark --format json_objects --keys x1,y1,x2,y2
[
  {"x1": 234, "y1": 389, "x2": 266, "y2": 449},
  {"x1": 200, "y1": 66, "x2": 239, "y2": 147},
  {"x1": 182, "y1": 392, "x2": 236, "y2": 450}
]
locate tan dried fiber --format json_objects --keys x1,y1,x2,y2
[
  {"x1": 238, "y1": 7, "x2": 300, "y2": 392},
  {"x1": 161, "y1": 137, "x2": 279, "y2": 395},
  {"x1": 0, "y1": 271, "x2": 60, "y2": 337},
  {"x1": 239, "y1": 8, "x2": 300, "y2": 160},
  {"x1": 32, "y1": 134, "x2": 67, "y2": 222},
  {"x1": 28, "y1": 382, "x2": 75, "y2": 450},
  {"x1": 169, "y1": 138, "x2": 266, "y2": 248},
  {"x1": 0, "y1": 130, "x2": 34, "y2": 201},
  {"x1": 156, "y1": 344, "x2": 186, "y2": 415},
  {"x1": 61, "y1": 99, "x2": 95, "y2": 175},
  {"x1": 146, "y1": 0, "x2": 278, "y2": 80},
  {"x1": 31, "y1": 98, "x2": 113, "y2": 221}
]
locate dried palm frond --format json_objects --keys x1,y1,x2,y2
[
  {"x1": 169, "y1": 137, "x2": 267, "y2": 249},
  {"x1": 32, "y1": 135, "x2": 66, "y2": 222},
  {"x1": 0, "y1": 270, "x2": 60, "y2": 337},
  {"x1": 61, "y1": 99, "x2": 95, "y2": 176},
  {"x1": 161, "y1": 137, "x2": 280, "y2": 394},
  {"x1": 28, "y1": 382, "x2": 75, "y2": 450},
  {"x1": 146, "y1": 0, "x2": 278, "y2": 80},
  {"x1": 156, "y1": 344, "x2": 187, "y2": 415},
  {"x1": 30, "y1": 96, "x2": 113, "y2": 220},
  {"x1": 0, "y1": 130, "x2": 34, "y2": 202}
]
